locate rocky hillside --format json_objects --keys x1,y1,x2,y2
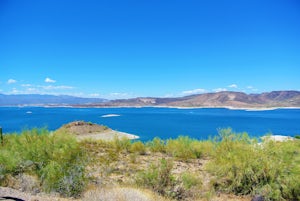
[
  {"x1": 1, "y1": 91, "x2": 300, "y2": 108},
  {"x1": 166, "y1": 91, "x2": 300, "y2": 108},
  {"x1": 95, "y1": 91, "x2": 300, "y2": 108}
]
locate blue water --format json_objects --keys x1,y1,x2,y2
[{"x1": 0, "y1": 107, "x2": 299, "y2": 141}]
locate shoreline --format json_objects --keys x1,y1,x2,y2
[
  {"x1": 75, "y1": 129, "x2": 139, "y2": 141},
  {"x1": 3, "y1": 105, "x2": 300, "y2": 111}
]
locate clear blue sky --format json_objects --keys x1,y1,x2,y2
[{"x1": 1, "y1": 0, "x2": 299, "y2": 99}]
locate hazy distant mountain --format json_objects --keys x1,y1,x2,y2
[
  {"x1": 0, "y1": 94, "x2": 107, "y2": 106},
  {"x1": 95, "y1": 90, "x2": 300, "y2": 108},
  {"x1": 1, "y1": 91, "x2": 300, "y2": 108}
]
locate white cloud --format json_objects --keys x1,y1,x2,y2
[
  {"x1": 45, "y1": 77, "x2": 56, "y2": 83},
  {"x1": 7, "y1": 79, "x2": 17, "y2": 84},
  {"x1": 107, "y1": 92, "x2": 134, "y2": 99},
  {"x1": 164, "y1": 94, "x2": 175, "y2": 98},
  {"x1": 11, "y1": 88, "x2": 19, "y2": 94},
  {"x1": 228, "y1": 84, "x2": 238, "y2": 88},
  {"x1": 214, "y1": 88, "x2": 228, "y2": 92},
  {"x1": 251, "y1": 88, "x2": 258, "y2": 92},
  {"x1": 57, "y1": 85, "x2": 74, "y2": 90},
  {"x1": 41, "y1": 85, "x2": 74, "y2": 90},
  {"x1": 246, "y1": 86, "x2": 258, "y2": 92},
  {"x1": 21, "y1": 84, "x2": 32, "y2": 87},
  {"x1": 89, "y1": 93, "x2": 101, "y2": 97},
  {"x1": 23, "y1": 87, "x2": 39, "y2": 93},
  {"x1": 182, "y1": 88, "x2": 206, "y2": 95},
  {"x1": 110, "y1": 92, "x2": 128, "y2": 97}
]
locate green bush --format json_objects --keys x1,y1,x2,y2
[
  {"x1": 166, "y1": 136, "x2": 203, "y2": 161},
  {"x1": 112, "y1": 136, "x2": 131, "y2": 153},
  {"x1": 135, "y1": 158, "x2": 175, "y2": 195},
  {"x1": 0, "y1": 149, "x2": 21, "y2": 175},
  {"x1": 0, "y1": 128, "x2": 87, "y2": 197},
  {"x1": 207, "y1": 128, "x2": 300, "y2": 200},
  {"x1": 146, "y1": 137, "x2": 166, "y2": 153},
  {"x1": 130, "y1": 141, "x2": 146, "y2": 155},
  {"x1": 193, "y1": 140, "x2": 214, "y2": 158},
  {"x1": 181, "y1": 172, "x2": 202, "y2": 190}
]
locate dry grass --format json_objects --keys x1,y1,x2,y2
[
  {"x1": 83, "y1": 187, "x2": 172, "y2": 201},
  {"x1": 82, "y1": 139, "x2": 217, "y2": 201}
]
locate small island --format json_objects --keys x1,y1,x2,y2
[{"x1": 56, "y1": 120, "x2": 139, "y2": 141}]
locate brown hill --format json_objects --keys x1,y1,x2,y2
[
  {"x1": 167, "y1": 91, "x2": 300, "y2": 108},
  {"x1": 55, "y1": 121, "x2": 139, "y2": 140},
  {"x1": 94, "y1": 90, "x2": 300, "y2": 108},
  {"x1": 56, "y1": 121, "x2": 111, "y2": 136}
]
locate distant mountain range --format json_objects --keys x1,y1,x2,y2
[
  {"x1": 0, "y1": 94, "x2": 107, "y2": 106},
  {"x1": 1, "y1": 91, "x2": 300, "y2": 108},
  {"x1": 94, "y1": 90, "x2": 300, "y2": 108}
]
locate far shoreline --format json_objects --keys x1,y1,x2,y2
[{"x1": 3, "y1": 105, "x2": 300, "y2": 111}]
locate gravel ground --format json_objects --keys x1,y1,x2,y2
[{"x1": 0, "y1": 187, "x2": 74, "y2": 201}]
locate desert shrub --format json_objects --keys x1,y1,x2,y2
[
  {"x1": 81, "y1": 140, "x2": 120, "y2": 178},
  {"x1": 130, "y1": 141, "x2": 146, "y2": 155},
  {"x1": 193, "y1": 140, "x2": 214, "y2": 158},
  {"x1": 112, "y1": 136, "x2": 131, "y2": 152},
  {"x1": 0, "y1": 128, "x2": 87, "y2": 197},
  {"x1": 136, "y1": 158, "x2": 175, "y2": 196},
  {"x1": 181, "y1": 172, "x2": 202, "y2": 190},
  {"x1": 147, "y1": 137, "x2": 166, "y2": 153},
  {"x1": 129, "y1": 153, "x2": 137, "y2": 163},
  {"x1": 166, "y1": 136, "x2": 203, "y2": 161},
  {"x1": 81, "y1": 138, "x2": 114, "y2": 152},
  {"x1": 41, "y1": 160, "x2": 86, "y2": 197},
  {"x1": 0, "y1": 149, "x2": 21, "y2": 176},
  {"x1": 207, "y1": 128, "x2": 300, "y2": 200}
]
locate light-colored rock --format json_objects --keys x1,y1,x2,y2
[{"x1": 261, "y1": 135, "x2": 295, "y2": 142}]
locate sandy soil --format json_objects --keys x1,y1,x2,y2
[
  {"x1": 0, "y1": 187, "x2": 74, "y2": 201},
  {"x1": 75, "y1": 130, "x2": 139, "y2": 141}
]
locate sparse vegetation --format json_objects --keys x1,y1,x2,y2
[
  {"x1": 135, "y1": 158, "x2": 178, "y2": 198},
  {"x1": 0, "y1": 128, "x2": 87, "y2": 197},
  {"x1": 207, "y1": 128, "x2": 300, "y2": 201},
  {"x1": 1, "y1": 125, "x2": 299, "y2": 201},
  {"x1": 180, "y1": 172, "x2": 202, "y2": 190},
  {"x1": 130, "y1": 141, "x2": 146, "y2": 155},
  {"x1": 112, "y1": 136, "x2": 131, "y2": 153},
  {"x1": 147, "y1": 137, "x2": 166, "y2": 153},
  {"x1": 166, "y1": 136, "x2": 204, "y2": 161}
]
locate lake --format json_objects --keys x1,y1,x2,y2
[{"x1": 1, "y1": 107, "x2": 299, "y2": 141}]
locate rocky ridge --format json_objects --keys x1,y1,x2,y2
[{"x1": 93, "y1": 90, "x2": 300, "y2": 108}]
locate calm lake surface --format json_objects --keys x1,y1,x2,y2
[{"x1": 1, "y1": 107, "x2": 299, "y2": 141}]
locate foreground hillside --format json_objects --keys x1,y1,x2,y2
[{"x1": 0, "y1": 125, "x2": 299, "y2": 201}]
